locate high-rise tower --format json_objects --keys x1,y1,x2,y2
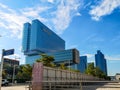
[
  {"x1": 22, "y1": 19, "x2": 80, "y2": 65},
  {"x1": 95, "y1": 50, "x2": 107, "y2": 75},
  {"x1": 77, "y1": 56, "x2": 87, "y2": 73}
]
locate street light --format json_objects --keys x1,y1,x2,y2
[
  {"x1": 12, "y1": 56, "x2": 20, "y2": 85},
  {"x1": 0, "y1": 49, "x2": 4, "y2": 90}
]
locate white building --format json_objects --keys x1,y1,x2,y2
[{"x1": 115, "y1": 73, "x2": 120, "y2": 80}]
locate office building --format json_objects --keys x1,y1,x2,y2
[
  {"x1": 95, "y1": 50, "x2": 107, "y2": 75},
  {"x1": 22, "y1": 19, "x2": 80, "y2": 65},
  {"x1": 26, "y1": 48, "x2": 79, "y2": 65},
  {"x1": 77, "y1": 56, "x2": 87, "y2": 73},
  {"x1": 3, "y1": 58, "x2": 19, "y2": 66},
  {"x1": 22, "y1": 19, "x2": 65, "y2": 55}
]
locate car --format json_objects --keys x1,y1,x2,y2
[{"x1": 2, "y1": 79, "x2": 9, "y2": 86}]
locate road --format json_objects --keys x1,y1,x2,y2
[{"x1": 1, "y1": 82, "x2": 120, "y2": 90}]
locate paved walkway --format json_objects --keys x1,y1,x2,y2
[
  {"x1": 1, "y1": 85, "x2": 26, "y2": 90},
  {"x1": 1, "y1": 82, "x2": 120, "y2": 90}
]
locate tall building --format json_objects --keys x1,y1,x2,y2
[
  {"x1": 22, "y1": 19, "x2": 80, "y2": 65},
  {"x1": 22, "y1": 19, "x2": 65, "y2": 55},
  {"x1": 95, "y1": 50, "x2": 107, "y2": 75},
  {"x1": 77, "y1": 56, "x2": 87, "y2": 73}
]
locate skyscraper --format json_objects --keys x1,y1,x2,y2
[
  {"x1": 22, "y1": 19, "x2": 80, "y2": 65},
  {"x1": 77, "y1": 56, "x2": 87, "y2": 73},
  {"x1": 22, "y1": 22, "x2": 31, "y2": 53},
  {"x1": 22, "y1": 19, "x2": 65, "y2": 55},
  {"x1": 95, "y1": 50, "x2": 107, "y2": 75}
]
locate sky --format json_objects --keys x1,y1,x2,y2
[{"x1": 0, "y1": 0, "x2": 120, "y2": 76}]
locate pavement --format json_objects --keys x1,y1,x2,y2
[
  {"x1": 1, "y1": 85, "x2": 26, "y2": 90},
  {"x1": 1, "y1": 82, "x2": 120, "y2": 90}
]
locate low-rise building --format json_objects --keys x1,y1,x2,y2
[
  {"x1": 3, "y1": 58, "x2": 19, "y2": 66},
  {"x1": 115, "y1": 73, "x2": 120, "y2": 80}
]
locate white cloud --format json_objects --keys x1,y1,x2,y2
[
  {"x1": 21, "y1": 6, "x2": 50, "y2": 22},
  {"x1": 89, "y1": 0, "x2": 120, "y2": 21},
  {"x1": 47, "y1": 0, "x2": 55, "y2": 3},
  {"x1": 0, "y1": 3, "x2": 30, "y2": 39},
  {"x1": 0, "y1": 0, "x2": 82, "y2": 39},
  {"x1": 82, "y1": 53, "x2": 94, "y2": 58},
  {"x1": 0, "y1": 3, "x2": 50, "y2": 39},
  {"x1": 105, "y1": 55, "x2": 120, "y2": 60},
  {"x1": 52, "y1": 0, "x2": 81, "y2": 34}
]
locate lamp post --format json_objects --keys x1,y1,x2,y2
[
  {"x1": 12, "y1": 56, "x2": 20, "y2": 85},
  {"x1": 0, "y1": 49, "x2": 4, "y2": 90}
]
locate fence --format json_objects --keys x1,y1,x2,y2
[
  {"x1": 43, "y1": 66, "x2": 101, "y2": 82},
  {"x1": 27, "y1": 65, "x2": 105, "y2": 90}
]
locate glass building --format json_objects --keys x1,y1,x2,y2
[
  {"x1": 22, "y1": 22, "x2": 31, "y2": 53},
  {"x1": 22, "y1": 19, "x2": 65, "y2": 55},
  {"x1": 22, "y1": 19, "x2": 80, "y2": 65},
  {"x1": 95, "y1": 50, "x2": 107, "y2": 75},
  {"x1": 26, "y1": 49, "x2": 79, "y2": 65},
  {"x1": 77, "y1": 56, "x2": 87, "y2": 73}
]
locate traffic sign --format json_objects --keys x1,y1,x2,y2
[{"x1": 3, "y1": 49, "x2": 14, "y2": 56}]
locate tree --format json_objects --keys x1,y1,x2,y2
[
  {"x1": 85, "y1": 63, "x2": 95, "y2": 76},
  {"x1": 85, "y1": 63, "x2": 109, "y2": 80},
  {"x1": 59, "y1": 63, "x2": 67, "y2": 70},
  {"x1": 16, "y1": 64, "x2": 32, "y2": 82},
  {"x1": 3, "y1": 64, "x2": 13, "y2": 79},
  {"x1": 36, "y1": 54, "x2": 55, "y2": 67}
]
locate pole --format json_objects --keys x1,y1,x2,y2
[
  {"x1": 0, "y1": 49, "x2": 5, "y2": 90},
  {"x1": 69, "y1": 60, "x2": 70, "y2": 71},
  {"x1": 12, "y1": 65, "x2": 15, "y2": 85},
  {"x1": 12, "y1": 56, "x2": 20, "y2": 85}
]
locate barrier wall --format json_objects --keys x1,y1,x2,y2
[{"x1": 43, "y1": 66, "x2": 100, "y2": 82}]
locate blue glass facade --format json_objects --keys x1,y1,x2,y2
[
  {"x1": 22, "y1": 19, "x2": 80, "y2": 65},
  {"x1": 22, "y1": 23, "x2": 31, "y2": 52},
  {"x1": 77, "y1": 56, "x2": 87, "y2": 73},
  {"x1": 22, "y1": 19, "x2": 65, "y2": 55},
  {"x1": 26, "y1": 49, "x2": 79, "y2": 65},
  {"x1": 95, "y1": 50, "x2": 107, "y2": 75}
]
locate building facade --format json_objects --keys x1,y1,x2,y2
[
  {"x1": 3, "y1": 58, "x2": 19, "y2": 66},
  {"x1": 115, "y1": 73, "x2": 120, "y2": 80},
  {"x1": 95, "y1": 50, "x2": 107, "y2": 75},
  {"x1": 77, "y1": 56, "x2": 87, "y2": 73},
  {"x1": 22, "y1": 19, "x2": 80, "y2": 65},
  {"x1": 22, "y1": 19, "x2": 65, "y2": 55},
  {"x1": 26, "y1": 48, "x2": 79, "y2": 65}
]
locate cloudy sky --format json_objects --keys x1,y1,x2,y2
[{"x1": 0, "y1": 0, "x2": 120, "y2": 76}]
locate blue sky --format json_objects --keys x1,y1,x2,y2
[{"x1": 0, "y1": 0, "x2": 120, "y2": 76}]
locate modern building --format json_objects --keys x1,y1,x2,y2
[
  {"x1": 22, "y1": 19, "x2": 65, "y2": 55},
  {"x1": 26, "y1": 48, "x2": 79, "y2": 65},
  {"x1": 3, "y1": 58, "x2": 19, "y2": 66},
  {"x1": 95, "y1": 50, "x2": 107, "y2": 75},
  {"x1": 77, "y1": 56, "x2": 87, "y2": 73},
  {"x1": 115, "y1": 73, "x2": 120, "y2": 80},
  {"x1": 22, "y1": 19, "x2": 80, "y2": 65}
]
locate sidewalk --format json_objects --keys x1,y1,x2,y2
[{"x1": 1, "y1": 85, "x2": 26, "y2": 90}]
